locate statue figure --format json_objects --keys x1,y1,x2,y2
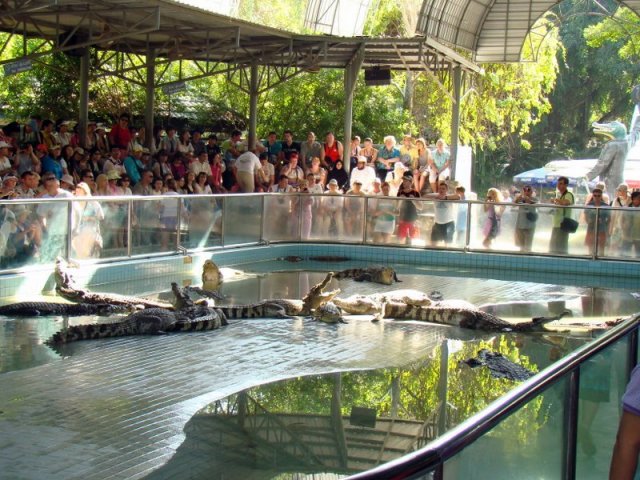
[{"x1": 586, "y1": 120, "x2": 628, "y2": 197}]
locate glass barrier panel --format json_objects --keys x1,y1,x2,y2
[
  {"x1": 300, "y1": 193, "x2": 337, "y2": 242},
  {"x1": 603, "y1": 207, "x2": 640, "y2": 260},
  {"x1": 262, "y1": 193, "x2": 300, "y2": 243},
  {"x1": 70, "y1": 197, "x2": 130, "y2": 260},
  {"x1": 181, "y1": 195, "x2": 223, "y2": 250},
  {"x1": 130, "y1": 197, "x2": 179, "y2": 256},
  {"x1": 223, "y1": 194, "x2": 262, "y2": 245},
  {"x1": 442, "y1": 376, "x2": 568, "y2": 479},
  {"x1": 576, "y1": 337, "x2": 628, "y2": 480},
  {"x1": 0, "y1": 201, "x2": 61, "y2": 269}
]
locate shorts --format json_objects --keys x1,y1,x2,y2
[
  {"x1": 431, "y1": 221, "x2": 454, "y2": 243},
  {"x1": 397, "y1": 221, "x2": 418, "y2": 239}
]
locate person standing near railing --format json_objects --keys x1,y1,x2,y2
[
  {"x1": 609, "y1": 364, "x2": 640, "y2": 479},
  {"x1": 549, "y1": 176, "x2": 575, "y2": 254}
]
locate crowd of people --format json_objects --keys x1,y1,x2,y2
[{"x1": 1, "y1": 115, "x2": 640, "y2": 262}]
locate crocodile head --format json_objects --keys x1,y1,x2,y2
[{"x1": 592, "y1": 121, "x2": 627, "y2": 140}]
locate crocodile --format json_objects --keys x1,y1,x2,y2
[
  {"x1": 334, "y1": 289, "x2": 433, "y2": 315},
  {"x1": 384, "y1": 300, "x2": 563, "y2": 332},
  {"x1": 334, "y1": 267, "x2": 401, "y2": 285},
  {"x1": 217, "y1": 301, "x2": 295, "y2": 319},
  {"x1": 461, "y1": 349, "x2": 535, "y2": 381},
  {"x1": 185, "y1": 286, "x2": 225, "y2": 301},
  {"x1": 300, "y1": 272, "x2": 341, "y2": 314},
  {"x1": 55, "y1": 257, "x2": 174, "y2": 310},
  {"x1": 0, "y1": 301, "x2": 135, "y2": 317},
  {"x1": 311, "y1": 302, "x2": 348, "y2": 324},
  {"x1": 46, "y1": 306, "x2": 227, "y2": 344}
]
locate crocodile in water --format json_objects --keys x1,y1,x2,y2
[
  {"x1": 0, "y1": 301, "x2": 135, "y2": 317},
  {"x1": 334, "y1": 267, "x2": 401, "y2": 285},
  {"x1": 461, "y1": 349, "x2": 535, "y2": 381}
]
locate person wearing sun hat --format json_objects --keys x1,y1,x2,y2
[
  {"x1": 60, "y1": 174, "x2": 75, "y2": 192},
  {"x1": 41, "y1": 144, "x2": 64, "y2": 179}
]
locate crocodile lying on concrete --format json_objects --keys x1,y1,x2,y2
[
  {"x1": 55, "y1": 257, "x2": 174, "y2": 310},
  {"x1": 334, "y1": 267, "x2": 401, "y2": 285},
  {"x1": 0, "y1": 301, "x2": 135, "y2": 317},
  {"x1": 385, "y1": 300, "x2": 564, "y2": 332},
  {"x1": 333, "y1": 289, "x2": 433, "y2": 315},
  {"x1": 47, "y1": 306, "x2": 227, "y2": 344},
  {"x1": 461, "y1": 349, "x2": 535, "y2": 381}
]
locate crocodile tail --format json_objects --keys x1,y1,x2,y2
[
  {"x1": 47, "y1": 322, "x2": 136, "y2": 344},
  {"x1": 172, "y1": 313, "x2": 224, "y2": 332}
]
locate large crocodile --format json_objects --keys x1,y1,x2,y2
[
  {"x1": 55, "y1": 257, "x2": 174, "y2": 310},
  {"x1": 0, "y1": 301, "x2": 135, "y2": 317},
  {"x1": 461, "y1": 349, "x2": 535, "y2": 381},
  {"x1": 333, "y1": 289, "x2": 433, "y2": 315},
  {"x1": 47, "y1": 305, "x2": 227, "y2": 344},
  {"x1": 384, "y1": 300, "x2": 563, "y2": 332}
]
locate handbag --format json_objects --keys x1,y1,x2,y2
[
  {"x1": 560, "y1": 217, "x2": 579, "y2": 233},
  {"x1": 526, "y1": 211, "x2": 538, "y2": 222}
]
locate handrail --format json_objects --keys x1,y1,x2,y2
[{"x1": 347, "y1": 313, "x2": 640, "y2": 479}]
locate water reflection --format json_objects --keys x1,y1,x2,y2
[{"x1": 146, "y1": 334, "x2": 584, "y2": 480}]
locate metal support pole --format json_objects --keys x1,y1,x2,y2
[
  {"x1": 343, "y1": 45, "x2": 365, "y2": 175},
  {"x1": 145, "y1": 48, "x2": 156, "y2": 149},
  {"x1": 437, "y1": 339, "x2": 449, "y2": 436},
  {"x1": 248, "y1": 62, "x2": 259, "y2": 153},
  {"x1": 628, "y1": 328, "x2": 638, "y2": 380},
  {"x1": 126, "y1": 199, "x2": 133, "y2": 257},
  {"x1": 78, "y1": 49, "x2": 90, "y2": 149},
  {"x1": 563, "y1": 368, "x2": 580, "y2": 480},
  {"x1": 450, "y1": 66, "x2": 462, "y2": 181},
  {"x1": 593, "y1": 208, "x2": 600, "y2": 259}
]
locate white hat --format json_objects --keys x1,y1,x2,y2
[
  {"x1": 61, "y1": 174, "x2": 75, "y2": 185},
  {"x1": 357, "y1": 156, "x2": 367, "y2": 163},
  {"x1": 328, "y1": 178, "x2": 338, "y2": 186},
  {"x1": 75, "y1": 182, "x2": 91, "y2": 195},
  {"x1": 0, "y1": 141, "x2": 11, "y2": 148},
  {"x1": 394, "y1": 162, "x2": 407, "y2": 171},
  {"x1": 373, "y1": 178, "x2": 382, "y2": 184},
  {"x1": 3, "y1": 174, "x2": 17, "y2": 183}
]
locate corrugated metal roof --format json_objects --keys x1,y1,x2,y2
[{"x1": 417, "y1": 0, "x2": 640, "y2": 63}]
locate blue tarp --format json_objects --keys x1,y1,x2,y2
[{"x1": 513, "y1": 167, "x2": 590, "y2": 188}]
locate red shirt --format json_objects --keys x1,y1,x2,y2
[
  {"x1": 109, "y1": 124, "x2": 132, "y2": 149},
  {"x1": 324, "y1": 142, "x2": 341, "y2": 166}
]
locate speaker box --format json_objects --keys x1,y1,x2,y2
[{"x1": 364, "y1": 67, "x2": 391, "y2": 86}]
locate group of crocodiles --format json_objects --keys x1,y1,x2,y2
[{"x1": 0, "y1": 260, "x2": 580, "y2": 351}]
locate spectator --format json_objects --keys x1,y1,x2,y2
[
  {"x1": 372, "y1": 181, "x2": 397, "y2": 243},
  {"x1": 279, "y1": 129, "x2": 301, "y2": 164},
  {"x1": 14, "y1": 143, "x2": 40, "y2": 175},
  {"x1": 430, "y1": 138, "x2": 452, "y2": 192},
  {"x1": 60, "y1": 174, "x2": 75, "y2": 192},
  {"x1": 386, "y1": 161, "x2": 408, "y2": 197},
  {"x1": 621, "y1": 191, "x2": 640, "y2": 257},
  {"x1": 322, "y1": 178, "x2": 343, "y2": 236},
  {"x1": 455, "y1": 185, "x2": 468, "y2": 243},
  {"x1": 376, "y1": 135, "x2": 400, "y2": 182},
  {"x1": 256, "y1": 152, "x2": 275, "y2": 192},
  {"x1": 177, "y1": 130, "x2": 194, "y2": 156},
  {"x1": 170, "y1": 153, "x2": 187, "y2": 180},
  {"x1": 300, "y1": 132, "x2": 322, "y2": 171},
  {"x1": 549, "y1": 176, "x2": 575, "y2": 254},
  {"x1": 103, "y1": 146, "x2": 126, "y2": 176},
  {"x1": 71, "y1": 181, "x2": 104, "y2": 259},
  {"x1": 109, "y1": 113, "x2": 133, "y2": 150},
  {"x1": 482, "y1": 188, "x2": 504, "y2": 248},
  {"x1": 234, "y1": 149, "x2": 261, "y2": 193},
  {"x1": 55, "y1": 121, "x2": 72, "y2": 147},
  {"x1": 360, "y1": 137, "x2": 378, "y2": 168},
  {"x1": 41, "y1": 119, "x2": 56, "y2": 148},
  {"x1": 584, "y1": 187, "x2": 610, "y2": 256},
  {"x1": 348, "y1": 135, "x2": 362, "y2": 170},
  {"x1": 370, "y1": 177, "x2": 382, "y2": 195},
  {"x1": 308, "y1": 157, "x2": 327, "y2": 189},
  {"x1": 263, "y1": 131, "x2": 282, "y2": 165},
  {"x1": 306, "y1": 171, "x2": 323, "y2": 194},
  {"x1": 159, "y1": 126, "x2": 179, "y2": 157},
  {"x1": 152, "y1": 150, "x2": 173, "y2": 179},
  {"x1": 0, "y1": 174, "x2": 18, "y2": 199},
  {"x1": 424, "y1": 181, "x2": 460, "y2": 246},
  {"x1": 206, "y1": 134, "x2": 221, "y2": 160},
  {"x1": 281, "y1": 152, "x2": 304, "y2": 188},
  {"x1": 36, "y1": 173, "x2": 73, "y2": 261},
  {"x1": 123, "y1": 145, "x2": 144, "y2": 185},
  {"x1": 414, "y1": 138, "x2": 433, "y2": 193},
  {"x1": 15, "y1": 171, "x2": 40, "y2": 199},
  {"x1": 399, "y1": 134, "x2": 417, "y2": 168},
  {"x1": 191, "y1": 130, "x2": 206, "y2": 157},
  {"x1": 41, "y1": 145, "x2": 64, "y2": 179},
  {"x1": 9, "y1": 205, "x2": 41, "y2": 263},
  {"x1": 95, "y1": 123, "x2": 110, "y2": 154},
  {"x1": 396, "y1": 172, "x2": 422, "y2": 245},
  {"x1": 0, "y1": 141, "x2": 14, "y2": 177},
  {"x1": 344, "y1": 180, "x2": 365, "y2": 237},
  {"x1": 326, "y1": 159, "x2": 349, "y2": 192},
  {"x1": 321, "y1": 132, "x2": 343, "y2": 170},
  {"x1": 350, "y1": 155, "x2": 376, "y2": 193},
  {"x1": 194, "y1": 171, "x2": 213, "y2": 194},
  {"x1": 190, "y1": 151, "x2": 212, "y2": 179},
  {"x1": 609, "y1": 365, "x2": 640, "y2": 480},
  {"x1": 209, "y1": 153, "x2": 226, "y2": 193},
  {"x1": 513, "y1": 184, "x2": 538, "y2": 252}
]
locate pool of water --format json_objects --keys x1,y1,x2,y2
[{"x1": 0, "y1": 261, "x2": 636, "y2": 479}]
